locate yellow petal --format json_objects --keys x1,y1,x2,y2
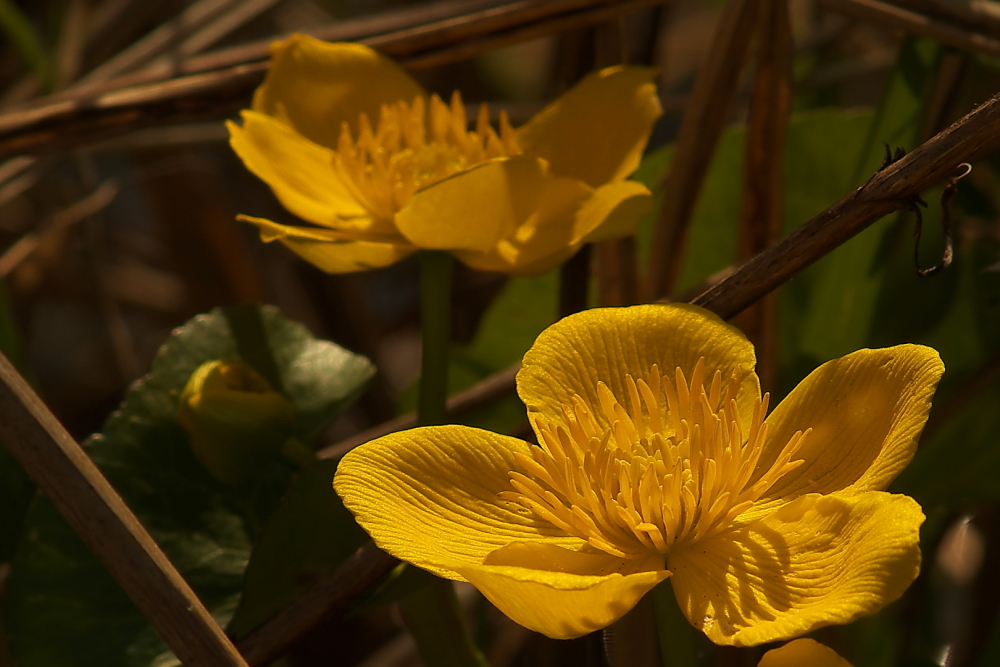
[
  {"x1": 227, "y1": 112, "x2": 367, "y2": 227},
  {"x1": 756, "y1": 345, "x2": 944, "y2": 504},
  {"x1": 758, "y1": 639, "x2": 853, "y2": 667},
  {"x1": 333, "y1": 425, "x2": 583, "y2": 580},
  {"x1": 669, "y1": 491, "x2": 923, "y2": 646},
  {"x1": 574, "y1": 180, "x2": 653, "y2": 244},
  {"x1": 454, "y1": 244, "x2": 579, "y2": 277},
  {"x1": 239, "y1": 215, "x2": 415, "y2": 274},
  {"x1": 516, "y1": 66, "x2": 662, "y2": 187},
  {"x1": 396, "y1": 155, "x2": 588, "y2": 255},
  {"x1": 252, "y1": 35, "x2": 424, "y2": 150},
  {"x1": 452, "y1": 542, "x2": 669, "y2": 639},
  {"x1": 454, "y1": 180, "x2": 652, "y2": 275},
  {"x1": 517, "y1": 303, "x2": 760, "y2": 438}
]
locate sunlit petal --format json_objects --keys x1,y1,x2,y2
[
  {"x1": 755, "y1": 345, "x2": 944, "y2": 505},
  {"x1": 227, "y1": 113, "x2": 368, "y2": 227},
  {"x1": 252, "y1": 35, "x2": 424, "y2": 150},
  {"x1": 517, "y1": 65, "x2": 662, "y2": 187},
  {"x1": 396, "y1": 156, "x2": 589, "y2": 256},
  {"x1": 239, "y1": 215, "x2": 415, "y2": 274},
  {"x1": 334, "y1": 425, "x2": 583, "y2": 580},
  {"x1": 669, "y1": 491, "x2": 923, "y2": 646},
  {"x1": 452, "y1": 542, "x2": 668, "y2": 639},
  {"x1": 574, "y1": 180, "x2": 653, "y2": 244},
  {"x1": 517, "y1": 303, "x2": 760, "y2": 435}
]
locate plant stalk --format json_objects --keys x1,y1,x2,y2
[{"x1": 401, "y1": 250, "x2": 488, "y2": 667}]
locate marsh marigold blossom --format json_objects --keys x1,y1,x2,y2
[
  {"x1": 758, "y1": 639, "x2": 853, "y2": 667},
  {"x1": 227, "y1": 35, "x2": 661, "y2": 274},
  {"x1": 334, "y1": 304, "x2": 943, "y2": 643}
]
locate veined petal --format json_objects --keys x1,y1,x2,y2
[
  {"x1": 334, "y1": 425, "x2": 583, "y2": 580},
  {"x1": 227, "y1": 112, "x2": 368, "y2": 227},
  {"x1": 239, "y1": 215, "x2": 415, "y2": 274},
  {"x1": 517, "y1": 303, "x2": 760, "y2": 436},
  {"x1": 452, "y1": 542, "x2": 668, "y2": 639},
  {"x1": 574, "y1": 180, "x2": 653, "y2": 244},
  {"x1": 669, "y1": 492, "x2": 923, "y2": 646},
  {"x1": 755, "y1": 345, "x2": 944, "y2": 504},
  {"x1": 758, "y1": 639, "x2": 853, "y2": 667},
  {"x1": 252, "y1": 35, "x2": 424, "y2": 150},
  {"x1": 396, "y1": 156, "x2": 589, "y2": 256},
  {"x1": 517, "y1": 66, "x2": 662, "y2": 187}
]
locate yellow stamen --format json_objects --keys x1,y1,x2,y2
[
  {"x1": 507, "y1": 359, "x2": 809, "y2": 559},
  {"x1": 331, "y1": 92, "x2": 523, "y2": 222}
]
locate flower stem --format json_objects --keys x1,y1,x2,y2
[
  {"x1": 652, "y1": 582, "x2": 699, "y2": 667},
  {"x1": 418, "y1": 250, "x2": 453, "y2": 426},
  {"x1": 401, "y1": 250, "x2": 488, "y2": 667}
]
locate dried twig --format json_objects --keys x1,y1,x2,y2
[
  {"x1": 818, "y1": 0, "x2": 1000, "y2": 60},
  {"x1": 0, "y1": 0, "x2": 665, "y2": 160},
  {"x1": 317, "y1": 364, "x2": 521, "y2": 460},
  {"x1": 692, "y1": 90, "x2": 1000, "y2": 319},
  {"x1": 237, "y1": 542, "x2": 399, "y2": 667},
  {"x1": 734, "y1": 0, "x2": 793, "y2": 393},
  {"x1": 890, "y1": 0, "x2": 1000, "y2": 40},
  {"x1": 0, "y1": 178, "x2": 118, "y2": 277},
  {"x1": 0, "y1": 351, "x2": 248, "y2": 667},
  {"x1": 644, "y1": 0, "x2": 761, "y2": 300}
]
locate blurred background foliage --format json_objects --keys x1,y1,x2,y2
[{"x1": 1, "y1": 0, "x2": 1000, "y2": 666}]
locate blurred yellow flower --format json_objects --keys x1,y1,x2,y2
[
  {"x1": 758, "y1": 638, "x2": 853, "y2": 667},
  {"x1": 335, "y1": 304, "x2": 943, "y2": 643},
  {"x1": 227, "y1": 35, "x2": 661, "y2": 274}
]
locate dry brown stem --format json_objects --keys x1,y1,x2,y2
[
  {"x1": 734, "y1": 0, "x2": 793, "y2": 393},
  {"x1": 0, "y1": 352, "x2": 249, "y2": 667},
  {"x1": 693, "y1": 89, "x2": 1000, "y2": 319},
  {"x1": 644, "y1": 0, "x2": 761, "y2": 300},
  {"x1": 0, "y1": 0, "x2": 664, "y2": 160},
  {"x1": 236, "y1": 542, "x2": 399, "y2": 667},
  {"x1": 818, "y1": 0, "x2": 1000, "y2": 59}
]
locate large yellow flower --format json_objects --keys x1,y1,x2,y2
[
  {"x1": 334, "y1": 304, "x2": 943, "y2": 644},
  {"x1": 227, "y1": 35, "x2": 661, "y2": 274}
]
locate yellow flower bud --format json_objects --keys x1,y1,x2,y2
[{"x1": 178, "y1": 360, "x2": 296, "y2": 485}]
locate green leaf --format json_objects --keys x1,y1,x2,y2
[
  {"x1": 226, "y1": 459, "x2": 368, "y2": 638},
  {"x1": 6, "y1": 305, "x2": 374, "y2": 667}
]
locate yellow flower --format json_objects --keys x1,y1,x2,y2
[
  {"x1": 227, "y1": 35, "x2": 661, "y2": 275},
  {"x1": 179, "y1": 359, "x2": 295, "y2": 484},
  {"x1": 758, "y1": 638, "x2": 853, "y2": 667},
  {"x1": 334, "y1": 304, "x2": 943, "y2": 643}
]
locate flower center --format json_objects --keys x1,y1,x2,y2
[
  {"x1": 503, "y1": 358, "x2": 809, "y2": 559},
  {"x1": 334, "y1": 90, "x2": 522, "y2": 221}
]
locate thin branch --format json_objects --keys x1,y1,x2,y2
[
  {"x1": 0, "y1": 351, "x2": 248, "y2": 667},
  {"x1": 236, "y1": 542, "x2": 399, "y2": 667},
  {"x1": 818, "y1": 0, "x2": 1000, "y2": 60},
  {"x1": 0, "y1": 0, "x2": 666, "y2": 160},
  {"x1": 692, "y1": 89, "x2": 1000, "y2": 319},
  {"x1": 644, "y1": 0, "x2": 761, "y2": 300},
  {"x1": 888, "y1": 0, "x2": 1000, "y2": 40},
  {"x1": 734, "y1": 0, "x2": 793, "y2": 394},
  {"x1": 0, "y1": 178, "x2": 118, "y2": 277},
  {"x1": 317, "y1": 364, "x2": 520, "y2": 460}
]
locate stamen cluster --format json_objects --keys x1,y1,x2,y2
[
  {"x1": 504, "y1": 359, "x2": 808, "y2": 559},
  {"x1": 334, "y1": 91, "x2": 523, "y2": 221}
]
